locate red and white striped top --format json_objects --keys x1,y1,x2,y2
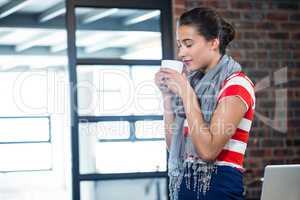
[{"x1": 184, "y1": 71, "x2": 255, "y2": 170}]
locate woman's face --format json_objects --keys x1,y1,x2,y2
[{"x1": 177, "y1": 25, "x2": 216, "y2": 72}]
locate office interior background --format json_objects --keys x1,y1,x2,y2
[{"x1": 0, "y1": 0, "x2": 299, "y2": 200}]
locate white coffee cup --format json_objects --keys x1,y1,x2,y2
[{"x1": 161, "y1": 60, "x2": 183, "y2": 73}]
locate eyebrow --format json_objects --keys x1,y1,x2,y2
[
  {"x1": 177, "y1": 38, "x2": 193, "y2": 43},
  {"x1": 182, "y1": 39, "x2": 193, "y2": 42}
]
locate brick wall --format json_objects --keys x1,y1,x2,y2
[{"x1": 172, "y1": 0, "x2": 300, "y2": 199}]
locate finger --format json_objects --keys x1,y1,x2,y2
[
  {"x1": 162, "y1": 73, "x2": 173, "y2": 80},
  {"x1": 160, "y1": 68, "x2": 177, "y2": 74},
  {"x1": 155, "y1": 72, "x2": 165, "y2": 80},
  {"x1": 157, "y1": 72, "x2": 171, "y2": 81},
  {"x1": 155, "y1": 71, "x2": 164, "y2": 77},
  {"x1": 155, "y1": 73, "x2": 165, "y2": 84},
  {"x1": 155, "y1": 78, "x2": 164, "y2": 86}
]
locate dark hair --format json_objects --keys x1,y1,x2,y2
[{"x1": 179, "y1": 7, "x2": 235, "y2": 55}]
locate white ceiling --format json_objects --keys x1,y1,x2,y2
[
  {"x1": 16, "y1": 0, "x2": 63, "y2": 13},
  {"x1": 0, "y1": 0, "x2": 162, "y2": 71}
]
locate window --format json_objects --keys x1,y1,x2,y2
[
  {"x1": 0, "y1": 117, "x2": 52, "y2": 172},
  {"x1": 74, "y1": 7, "x2": 168, "y2": 175},
  {"x1": 77, "y1": 65, "x2": 163, "y2": 116},
  {"x1": 0, "y1": 0, "x2": 70, "y2": 199},
  {"x1": 68, "y1": 1, "x2": 173, "y2": 199},
  {"x1": 78, "y1": 65, "x2": 166, "y2": 174}
]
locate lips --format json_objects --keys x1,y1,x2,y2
[{"x1": 183, "y1": 60, "x2": 192, "y2": 66}]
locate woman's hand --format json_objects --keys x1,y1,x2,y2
[
  {"x1": 154, "y1": 70, "x2": 173, "y2": 96},
  {"x1": 159, "y1": 68, "x2": 191, "y2": 98}
]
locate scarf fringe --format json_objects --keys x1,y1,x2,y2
[{"x1": 169, "y1": 160, "x2": 217, "y2": 200}]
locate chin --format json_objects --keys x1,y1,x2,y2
[{"x1": 187, "y1": 65, "x2": 202, "y2": 72}]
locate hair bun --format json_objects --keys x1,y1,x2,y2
[{"x1": 220, "y1": 19, "x2": 235, "y2": 47}]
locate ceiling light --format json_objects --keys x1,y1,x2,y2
[
  {"x1": 0, "y1": 0, "x2": 31, "y2": 19},
  {"x1": 81, "y1": 8, "x2": 119, "y2": 24},
  {"x1": 124, "y1": 10, "x2": 160, "y2": 25}
]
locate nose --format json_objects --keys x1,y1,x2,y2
[{"x1": 177, "y1": 47, "x2": 186, "y2": 59}]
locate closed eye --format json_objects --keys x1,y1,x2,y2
[{"x1": 182, "y1": 39, "x2": 193, "y2": 48}]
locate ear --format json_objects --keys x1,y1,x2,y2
[{"x1": 209, "y1": 38, "x2": 220, "y2": 51}]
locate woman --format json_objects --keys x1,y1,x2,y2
[{"x1": 155, "y1": 7, "x2": 255, "y2": 200}]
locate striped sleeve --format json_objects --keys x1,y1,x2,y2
[{"x1": 217, "y1": 74, "x2": 255, "y2": 111}]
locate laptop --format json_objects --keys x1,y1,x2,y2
[{"x1": 261, "y1": 164, "x2": 300, "y2": 200}]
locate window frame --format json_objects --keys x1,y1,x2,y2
[{"x1": 67, "y1": 0, "x2": 174, "y2": 199}]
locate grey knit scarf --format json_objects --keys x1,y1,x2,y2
[{"x1": 168, "y1": 55, "x2": 242, "y2": 200}]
